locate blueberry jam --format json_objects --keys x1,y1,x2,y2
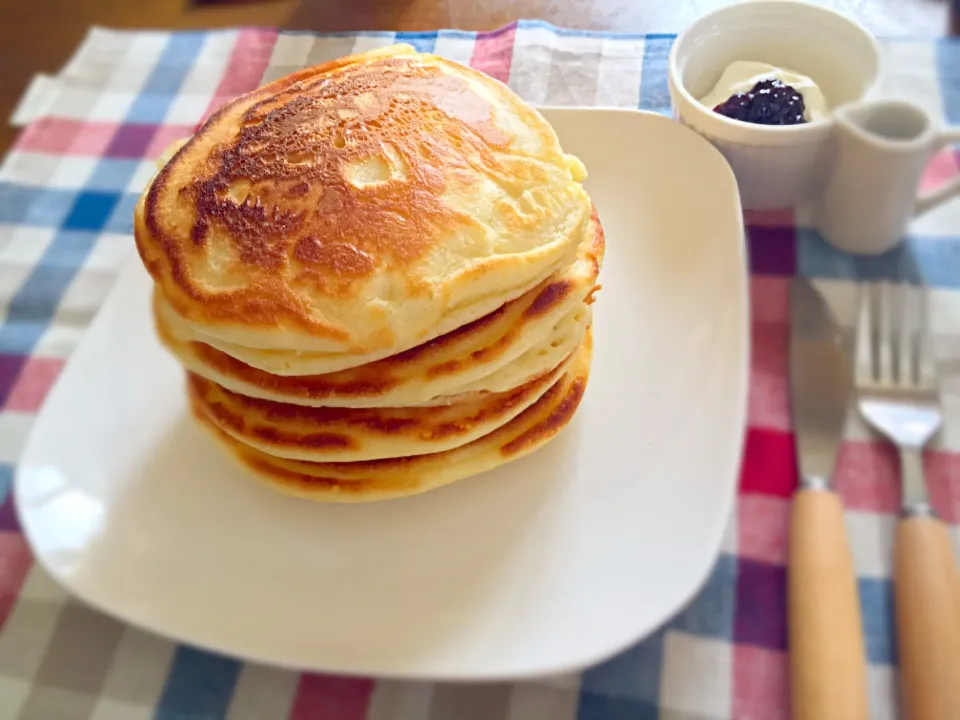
[{"x1": 713, "y1": 78, "x2": 807, "y2": 126}]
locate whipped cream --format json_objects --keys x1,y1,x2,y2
[{"x1": 698, "y1": 60, "x2": 829, "y2": 123}]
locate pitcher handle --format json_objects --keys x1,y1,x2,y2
[{"x1": 916, "y1": 126, "x2": 960, "y2": 215}]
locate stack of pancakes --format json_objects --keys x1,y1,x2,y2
[{"x1": 134, "y1": 44, "x2": 603, "y2": 502}]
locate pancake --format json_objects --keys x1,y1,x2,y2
[
  {"x1": 155, "y1": 208, "x2": 600, "y2": 408},
  {"x1": 159, "y1": 287, "x2": 590, "y2": 408},
  {"x1": 190, "y1": 330, "x2": 592, "y2": 503},
  {"x1": 136, "y1": 43, "x2": 592, "y2": 355},
  {"x1": 157, "y1": 206, "x2": 604, "y2": 376},
  {"x1": 186, "y1": 349, "x2": 571, "y2": 462}
]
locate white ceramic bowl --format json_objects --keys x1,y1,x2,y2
[{"x1": 668, "y1": 0, "x2": 881, "y2": 210}]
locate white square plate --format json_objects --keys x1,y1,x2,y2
[{"x1": 16, "y1": 108, "x2": 748, "y2": 679}]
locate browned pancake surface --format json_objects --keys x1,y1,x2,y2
[
  {"x1": 136, "y1": 45, "x2": 590, "y2": 354},
  {"x1": 186, "y1": 349, "x2": 569, "y2": 461},
  {"x1": 190, "y1": 331, "x2": 592, "y2": 502}
]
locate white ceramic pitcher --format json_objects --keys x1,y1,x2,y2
[{"x1": 814, "y1": 99, "x2": 960, "y2": 255}]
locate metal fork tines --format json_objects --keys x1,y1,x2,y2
[{"x1": 855, "y1": 281, "x2": 941, "y2": 516}]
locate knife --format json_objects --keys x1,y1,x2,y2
[{"x1": 788, "y1": 277, "x2": 869, "y2": 720}]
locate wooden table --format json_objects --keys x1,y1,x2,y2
[{"x1": 1, "y1": 0, "x2": 957, "y2": 154}]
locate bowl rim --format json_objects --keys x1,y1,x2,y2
[{"x1": 668, "y1": 0, "x2": 882, "y2": 139}]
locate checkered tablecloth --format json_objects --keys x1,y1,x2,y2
[{"x1": 1, "y1": 21, "x2": 960, "y2": 720}]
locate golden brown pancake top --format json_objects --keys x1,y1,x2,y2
[{"x1": 136, "y1": 44, "x2": 591, "y2": 353}]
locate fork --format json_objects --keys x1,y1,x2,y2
[{"x1": 855, "y1": 281, "x2": 960, "y2": 719}]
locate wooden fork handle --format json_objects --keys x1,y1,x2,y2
[
  {"x1": 931, "y1": 520, "x2": 960, "y2": 630},
  {"x1": 789, "y1": 488, "x2": 870, "y2": 720},
  {"x1": 895, "y1": 515, "x2": 960, "y2": 720}
]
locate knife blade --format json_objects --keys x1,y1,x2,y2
[
  {"x1": 790, "y1": 276, "x2": 850, "y2": 487},
  {"x1": 787, "y1": 277, "x2": 869, "y2": 720}
]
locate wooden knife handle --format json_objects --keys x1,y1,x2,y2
[
  {"x1": 895, "y1": 515, "x2": 960, "y2": 720},
  {"x1": 788, "y1": 488, "x2": 869, "y2": 720}
]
